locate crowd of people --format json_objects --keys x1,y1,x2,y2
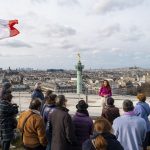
[{"x1": 0, "y1": 80, "x2": 150, "y2": 150}]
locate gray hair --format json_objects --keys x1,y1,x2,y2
[
  {"x1": 123, "y1": 100, "x2": 134, "y2": 112},
  {"x1": 34, "y1": 82, "x2": 42, "y2": 90}
]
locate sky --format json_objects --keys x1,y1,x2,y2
[{"x1": 0, "y1": 0, "x2": 150, "y2": 69}]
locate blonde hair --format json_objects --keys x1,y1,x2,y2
[
  {"x1": 92, "y1": 136, "x2": 107, "y2": 150},
  {"x1": 137, "y1": 93, "x2": 146, "y2": 102},
  {"x1": 93, "y1": 117, "x2": 112, "y2": 150}
]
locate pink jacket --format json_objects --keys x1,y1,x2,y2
[{"x1": 99, "y1": 86, "x2": 112, "y2": 97}]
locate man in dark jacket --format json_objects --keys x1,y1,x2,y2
[
  {"x1": 101, "y1": 97, "x2": 120, "y2": 124},
  {"x1": 48, "y1": 95, "x2": 76, "y2": 150},
  {"x1": 31, "y1": 82, "x2": 44, "y2": 101},
  {"x1": 0, "y1": 92, "x2": 18, "y2": 150},
  {"x1": 31, "y1": 82, "x2": 44, "y2": 112}
]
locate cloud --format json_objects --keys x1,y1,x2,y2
[
  {"x1": 80, "y1": 47, "x2": 93, "y2": 52},
  {"x1": 94, "y1": 0, "x2": 145, "y2": 14},
  {"x1": 121, "y1": 26, "x2": 144, "y2": 41},
  {"x1": 57, "y1": 0, "x2": 79, "y2": 6},
  {"x1": 92, "y1": 50, "x2": 101, "y2": 54},
  {"x1": 111, "y1": 48, "x2": 123, "y2": 52},
  {"x1": 30, "y1": 0, "x2": 47, "y2": 4},
  {"x1": 34, "y1": 42, "x2": 48, "y2": 47},
  {"x1": 0, "y1": 53, "x2": 34, "y2": 58},
  {"x1": 0, "y1": 40, "x2": 32, "y2": 48},
  {"x1": 0, "y1": 54, "x2": 11, "y2": 58},
  {"x1": 43, "y1": 24, "x2": 76, "y2": 38},
  {"x1": 98, "y1": 24, "x2": 120, "y2": 38},
  {"x1": 56, "y1": 39, "x2": 76, "y2": 50},
  {"x1": 0, "y1": 0, "x2": 150, "y2": 69},
  {"x1": 145, "y1": 55, "x2": 150, "y2": 59},
  {"x1": 61, "y1": 43, "x2": 75, "y2": 49},
  {"x1": 122, "y1": 34, "x2": 143, "y2": 41},
  {"x1": 76, "y1": 46, "x2": 98, "y2": 53}
]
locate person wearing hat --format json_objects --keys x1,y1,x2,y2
[
  {"x1": 72, "y1": 100, "x2": 93, "y2": 150},
  {"x1": 113, "y1": 100, "x2": 147, "y2": 150},
  {"x1": 101, "y1": 97, "x2": 120, "y2": 124},
  {"x1": 134, "y1": 93, "x2": 150, "y2": 150},
  {"x1": 48, "y1": 95, "x2": 76, "y2": 150}
]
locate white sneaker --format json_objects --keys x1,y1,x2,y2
[{"x1": 10, "y1": 144, "x2": 16, "y2": 149}]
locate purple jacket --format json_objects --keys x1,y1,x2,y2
[
  {"x1": 72, "y1": 112, "x2": 93, "y2": 146},
  {"x1": 99, "y1": 86, "x2": 112, "y2": 97}
]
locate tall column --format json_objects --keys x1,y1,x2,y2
[{"x1": 75, "y1": 53, "x2": 84, "y2": 94}]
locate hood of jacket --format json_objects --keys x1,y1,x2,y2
[
  {"x1": 56, "y1": 106, "x2": 69, "y2": 112},
  {"x1": 91, "y1": 132, "x2": 117, "y2": 141},
  {"x1": 137, "y1": 102, "x2": 150, "y2": 115}
]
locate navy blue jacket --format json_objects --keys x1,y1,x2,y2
[
  {"x1": 42, "y1": 104, "x2": 56, "y2": 124},
  {"x1": 31, "y1": 89, "x2": 44, "y2": 101},
  {"x1": 82, "y1": 132, "x2": 124, "y2": 150}
]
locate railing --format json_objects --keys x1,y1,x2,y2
[{"x1": 12, "y1": 89, "x2": 150, "y2": 113}]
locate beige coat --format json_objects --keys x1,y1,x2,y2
[{"x1": 17, "y1": 109, "x2": 47, "y2": 148}]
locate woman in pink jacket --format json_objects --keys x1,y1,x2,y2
[{"x1": 99, "y1": 80, "x2": 112, "y2": 108}]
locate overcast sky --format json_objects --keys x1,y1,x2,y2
[{"x1": 0, "y1": 0, "x2": 150, "y2": 69}]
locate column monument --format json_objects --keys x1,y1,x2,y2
[{"x1": 75, "y1": 53, "x2": 84, "y2": 94}]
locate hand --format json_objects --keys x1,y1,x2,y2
[{"x1": 12, "y1": 103, "x2": 19, "y2": 108}]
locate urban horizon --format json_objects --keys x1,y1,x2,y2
[{"x1": 0, "y1": 65, "x2": 150, "y2": 71}]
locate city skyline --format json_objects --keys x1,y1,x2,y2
[{"x1": 0, "y1": 0, "x2": 150, "y2": 69}]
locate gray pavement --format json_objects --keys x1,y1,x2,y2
[{"x1": 12, "y1": 92, "x2": 150, "y2": 117}]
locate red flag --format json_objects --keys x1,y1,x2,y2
[{"x1": 0, "y1": 19, "x2": 20, "y2": 39}]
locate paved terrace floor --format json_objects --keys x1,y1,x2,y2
[{"x1": 12, "y1": 92, "x2": 150, "y2": 117}]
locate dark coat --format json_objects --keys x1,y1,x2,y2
[
  {"x1": 0, "y1": 100, "x2": 18, "y2": 141},
  {"x1": 42, "y1": 104, "x2": 56, "y2": 145},
  {"x1": 82, "y1": 132, "x2": 124, "y2": 150},
  {"x1": 31, "y1": 89, "x2": 44, "y2": 101},
  {"x1": 50, "y1": 107, "x2": 76, "y2": 150},
  {"x1": 42, "y1": 104, "x2": 56, "y2": 124},
  {"x1": 31, "y1": 89, "x2": 45, "y2": 112},
  {"x1": 101, "y1": 105, "x2": 120, "y2": 124},
  {"x1": 72, "y1": 112, "x2": 93, "y2": 149}
]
